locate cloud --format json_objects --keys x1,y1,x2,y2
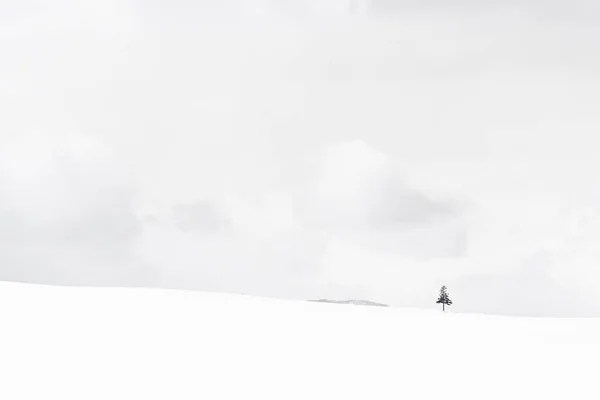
[
  {"x1": 449, "y1": 207, "x2": 600, "y2": 317},
  {"x1": 305, "y1": 140, "x2": 466, "y2": 257},
  {"x1": 171, "y1": 202, "x2": 230, "y2": 233},
  {"x1": 0, "y1": 133, "x2": 322, "y2": 298},
  {"x1": 453, "y1": 262, "x2": 588, "y2": 318},
  {"x1": 0, "y1": 133, "x2": 139, "y2": 285},
  {"x1": 131, "y1": 197, "x2": 327, "y2": 299},
  {"x1": 0, "y1": 133, "x2": 465, "y2": 301}
]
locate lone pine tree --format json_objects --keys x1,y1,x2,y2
[{"x1": 436, "y1": 286, "x2": 452, "y2": 312}]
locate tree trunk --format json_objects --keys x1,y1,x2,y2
[{"x1": 443, "y1": 303, "x2": 445, "y2": 312}]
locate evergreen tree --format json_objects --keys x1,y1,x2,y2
[{"x1": 436, "y1": 286, "x2": 452, "y2": 312}]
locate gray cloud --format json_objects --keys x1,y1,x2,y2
[
  {"x1": 0, "y1": 134, "x2": 140, "y2": 285},
  {"x1": 171, "y1": 202, "x2": 230, "y2": 233},
  {"x1": 303, "y1": 141, "x2": 467, "y2": 258}
]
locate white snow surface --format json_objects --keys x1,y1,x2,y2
[{"x1": 0, "y1": 282, "x2": 598, "y2": 400}]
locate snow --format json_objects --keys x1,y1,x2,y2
[{"x1": 0, "y1": 282, "x2": 598, "y2": 399}]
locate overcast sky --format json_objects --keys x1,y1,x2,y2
[{"x1": 1, "y1": 0, "x2": 600, "y2": 317}]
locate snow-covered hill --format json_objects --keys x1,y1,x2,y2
[{"x1": 0, "y1": 282, "x2": 598, "y2": 399}]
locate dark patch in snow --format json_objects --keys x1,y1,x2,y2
[{"x1": 310, "y1": 299, "x2": 388, "y2": 307}]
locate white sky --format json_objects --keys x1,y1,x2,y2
[{"x1": 1, "y1": 0, "x2": 600, "y2": 316}]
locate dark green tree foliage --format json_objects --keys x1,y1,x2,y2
[{"x1": 436, "y1": 286, "x2": 452, "y2": 312}]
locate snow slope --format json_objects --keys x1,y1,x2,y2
[{"x1": 0, "y1": 282, "x2": 598, "y2": 400}]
